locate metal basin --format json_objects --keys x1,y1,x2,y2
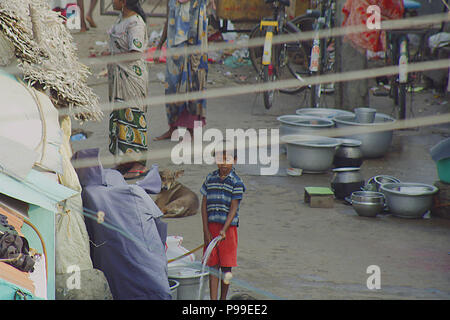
[
  {"x1": 281, "y1": 135, "x2": 340, "y2": 173},
  {"x1": 380, "y1": 183, "x2": 439, "y2": 218},
  {"x1": 278, "y1": 115, "x2": 334, "y2": 137},
  {"x1": 296, "y1": 108, "x2": 355, "y2": 121},
  {"x1": 333, "y1": 113, "x2": 395, "y2": 158}
]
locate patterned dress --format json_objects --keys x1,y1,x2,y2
[
  {"x1": 108, "y1": 13, "x2": 149, "y2": 161},
  {"x1": 342, "y1": 0, "x2": 404, "y2": 52},
  {"x1": 165, "y1": 0, "x2": 208, "y2": 129}
]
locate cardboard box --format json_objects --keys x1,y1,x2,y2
[{"x1": 304, "y1": 187, "x2": 335, "y2": 208}]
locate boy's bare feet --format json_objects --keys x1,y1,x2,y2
[{"x1": 86, "y1": 15, "x2": 97, "y2": 28}]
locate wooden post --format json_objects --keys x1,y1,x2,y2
[{"x1": 334, "y1": 0, "x2": 369, "y2": 110}]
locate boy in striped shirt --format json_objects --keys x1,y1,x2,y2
[{"x1": 200, "y1": 146, "x2": 246, "y2": 300}]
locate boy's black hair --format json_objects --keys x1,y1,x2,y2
[{"x1": 212, "y1": 140, "x2": 238, "y2": 159}]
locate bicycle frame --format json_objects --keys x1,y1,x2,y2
[
  {"x1": 260, "y1": 2, "x2": 287, "y2": 69},
  {"x1": 261, "y1": 21, "x2": 279, "y2": 67},
  {"x1": 308, "y1": 0, "x2": 335, "y2": 108}
]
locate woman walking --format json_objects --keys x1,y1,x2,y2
[
  {"x1": 77, "y1": 0, "x2": 99, "y2": 32},
  {"x1": 154, "y1": 0, "x2": 208, "y2": 141},
  {"x1": 107, "y1": 0, "x2": 150, "y2": 179}
]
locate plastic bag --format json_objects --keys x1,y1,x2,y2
[{"x1": 165, "y1": 236, "x2": 196, "y2": 267}]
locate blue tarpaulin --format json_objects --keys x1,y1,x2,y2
[{"x1": 73, "y1": 148, "x2": 171, "y2": 300}]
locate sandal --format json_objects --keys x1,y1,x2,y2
[{"x1": 123, "y1": 169, "x2": 149, "y2": 180}]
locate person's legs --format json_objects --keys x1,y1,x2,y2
[
  {"x1": 77, "y1": 0, "x2": 89, "y2": 32},
  {"x1": 220, "y1": 267, "x2": 232, "y2": 300},
  {"x1": 154, "y1": 125, "x2": 176, "y2": 141},
  {"x1": 209, "y1": 266, "x2": 220, "y2": 300},
  {"x1": 155, "y1": 46, "x2": 186, "y2": 140},
  {"x1": 86, "y1": 0, "x2": 98, "y2": 28}
]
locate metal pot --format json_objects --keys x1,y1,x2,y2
[
  {"x1": 333, "y1": 139, "x2": 363, "y2": 168},
  {"x1": 278, "y1": 115, "x2": 334, "y2": 137},
  {"x1": 333, "y1": 113, "x2": 395, "y2": 158},
  {"x1": 380, "y1": 183, "x2": 439, "y2": 219},
  {"x1": 331, "y1": 167, "x2": 365, "y2": 200},
  {"x1": 281, "y1": 135, "x2": 340, "y2": 173},
  {"x1": 354, "y1": 107, "x2": 376, "y2": 123},
  {"x1": 350, "y1": 191, "x2": 385, "y2": 217}
]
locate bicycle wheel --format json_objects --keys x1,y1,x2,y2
[
  {"x1": 248, "y1": 16, "x2": 314, "y2": 95},
  {"x1": 249, "y1": 25, "x2": 265, "y2": 75},
  {"x1": 263, "y1": 65, "x2": 276, "y2": 109},
  {"x1": 278, "y1": 18, "x2": 314, "y2": 94}
]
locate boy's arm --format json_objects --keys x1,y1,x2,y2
[
  {"x1": 201, "y1": 196, "x2": 211, "y2": 245},
  {"x1": 220, "y1": 199, "x2": 240, "y2": 239}
]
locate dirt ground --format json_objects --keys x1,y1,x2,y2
[{"x1": 69, "y1": 2, "x2": 450, "y2": 300}]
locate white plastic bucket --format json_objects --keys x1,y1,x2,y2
[{"x1": 168, "y1": 265, "x2": 209, "y2": 300}]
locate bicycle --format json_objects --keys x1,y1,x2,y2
[
  {"x1": 298, "y1": 0, "x2": 336, "y2": 108},
  {"x1": 249, "y1": 0, "x2": 336, "y2": 109},
  {"x1": 387, "y1": 0, "x2": 447, "y2": 119},
  {"x1": 248, "y1": 0, "x2": 313, "y2": 109}
]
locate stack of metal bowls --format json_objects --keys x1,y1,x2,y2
[
  {"x1": 364, "y1": 175, "x2": 401, "y2": 192},
  {"x1": 350, "y1": 191, "x2": 385, "y2": 217},
  {"x1": 380, "y1": 183, "x2": 439, "y2": 218}
]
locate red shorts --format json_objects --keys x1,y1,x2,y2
[{"x1": 205, "y1": 222, "x2": 238, "y2": 267}]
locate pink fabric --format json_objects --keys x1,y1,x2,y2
[
  {"x1": 342, "y1": 0, "x2": 404, "y2": 52},
  {"x1": 145, "y1": 46, "x2": 167, "y2": 63},
  {"x1": 170, "y1": 109, "x2": 206, "y2": 129}
]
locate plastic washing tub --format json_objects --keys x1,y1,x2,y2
[
  {"x1": 169, "y1": 279, "x2": 180, "y2": 300},
  {"x1": 168, "y1": 265, "x2": 209, "y2": 300}
]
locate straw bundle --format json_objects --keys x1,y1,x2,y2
[{"x1": 0, "y1": 0, "x2": 102, "y2": 122}]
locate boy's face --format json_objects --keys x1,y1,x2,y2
[{"x1": 215, "y1": 151, "x2": 235, "y2": 175}]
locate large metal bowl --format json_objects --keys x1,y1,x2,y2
[
  {"x1": 296, "y1": 108, "x2": 355, "y2": 120},
  {"x1": 333, "y1": 113, "x2": 395, "y2": 158},
  {"x1": 281, "y1": 135, "x2": 341, "y2": 172},
  {"x1": 351, "y1": 191, "x2": 385, "y2": 204},
  {"x1": 350, "y1": 191, "x2": 385, "y2": 217},
  {"x1": 278, "y1": 115, "x2": 335, "y2": 137},
  {"x1": 380, "y1": 183, "x2": 439, "y2": 218}
]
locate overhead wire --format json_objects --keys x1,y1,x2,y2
[{"x1": 0, "y1": 9, "x2": 448, "y2": 299}]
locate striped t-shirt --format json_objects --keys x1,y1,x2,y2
[{"x1": 200, "y1": 168, "x2": 246, "y2": 227}]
